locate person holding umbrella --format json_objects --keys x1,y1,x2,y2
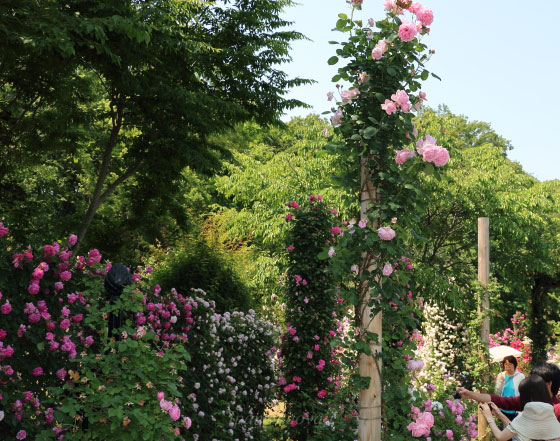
[{"x1": 495, "y1": 355, "x2": 526, "y2": 419}]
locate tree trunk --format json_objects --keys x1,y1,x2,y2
[
  {"x1": 530, "y1": 274, "x2": 560, "y2": 361},
  {"x1": 358, "y1": 155, "x2": 382, "y2": 441},
  {"x1": 75, "y1": 103, "x2": 123, "y2": 253}
]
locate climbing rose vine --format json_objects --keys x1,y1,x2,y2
[{"x1": 321, "y1": 0, "x2": 459, "y2": 439}]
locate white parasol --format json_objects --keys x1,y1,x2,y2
[{"x1": 489, "y1": 345, "x2": 522, "y2": 362}]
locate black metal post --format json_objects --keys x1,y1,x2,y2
[{"x1": 82, "y1": 263, "x2": 132, "y2": 431}]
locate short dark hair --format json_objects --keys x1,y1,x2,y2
[
  {"x1": 501, "y1": 355, "x2": 518, "y2": 370},
  {"x1": 531, "y1": 361, "x2": 560, "y2": 396},
  {"x1": 519, "y1": 375, "x2": 554, "y2": 409}
]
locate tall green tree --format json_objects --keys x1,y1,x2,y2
[
  {"x1": 411, "y1": 107, "x2": 560, "y2": 358},
  {"x1": 209, "y1": 115, "x2": 356, "y2": 317},
  {"x1": 1, "y1": 0, "x2": 310, "y2": 250}
]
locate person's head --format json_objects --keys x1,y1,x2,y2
[
  {"x1": 501, "y1": 355, "x2": 518, "y2": 374},
  {"x1": 531, "y1": 362, "x2": 560, "y2": 396},
  {"x1": 549, "y1": 347, "x2": 556, "y2": 354},
  {"x1": 519, "y1": 375, "x2": 554, "y2": 409}
]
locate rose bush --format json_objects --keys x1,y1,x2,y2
[
  {"x1": 278, "y1": 196, "x2": 353, "y2": 440},
  {"x1": 0, "y1": 223, "x2": 279, "y2": 440}
]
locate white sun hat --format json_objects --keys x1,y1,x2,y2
[{"x1": 510, "y1": 402, "x2": 560, "y2": 440}]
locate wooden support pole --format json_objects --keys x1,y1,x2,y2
[
  {"x1": 478, "y1": 217, "x2": 490, "y2": 346},
  {"x1": 358, "y1": 156, "x2": 382, "y2": 441},
  {"x1": 477, "y1": 217, "x2": 490, "y2": 441}
]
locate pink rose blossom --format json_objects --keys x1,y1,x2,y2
[
  {"x1": 433, "y1": 147, "x2": 450, "y2": 167},
  {"x1": 56, "y1": 368, "x2": 67, "y2": 380},
  {"x1": 317, "y1": 389, "x2": 327, "y2": 398},
  {"x1": 32, "y1": 367, "x2": 43, "y2": 376},
  {"x1": 28, "y1": 283, "x2": 40, "y2": 295},
  {"x1": 382, "y1": 263, "x2": 393, "y2": 276},
  {"x1": 160, "y1": 400, "x2": 172, "y2": 412},
  {"x1": 417, "y1": 6, "x2": 434, "y2": 26},
  {"x1": 378, "y1": 226, "x2": 396, "y2": 241},
  {"x1": 422, "y1": 144, "x2": 439, "y2": 163},
  {"x1": 16, "y1": 430, "x2": 27, "y2": 440},
  {"x1": 59, "y1": 271, "x2": 72, "y2": 282},
  {"x1": 1, "y1": 302, "x2": 12, "y2": 314},
  {"x1": 183, "y1": 416, "x2": 192, "y2": 429},
  {"x1": 407, "y1": 411, "x2": 434, "y2": 437},
  {"x1": 330, "y1": 108, "x2": 343, "y2": 126},
  {"x1": 381, "y1": 99, "x2": 397, "y2": 115},
  {"x1": 169, "y1": 405, "x2": 181, "y2": 421},
  {"x1": 408, "y1": 1, "x2": 422, "y2": 14},
  {"x1": 395, "y1": 149, "x2": 415, "y2": 165},
  {"x1": 398, "y1": 20, "x2": 417, "y2": 42},
  {"x1": 371, "y1": 46, "x2": 384, "y2": 60},
  {"x1": 327, "y1": 91, "x2": 334, "y2": 101},
  {"x1": 391, "y1": 90, "x2": 409, "y2": 107}
]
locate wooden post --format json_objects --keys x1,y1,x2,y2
[
  {"x1": 477, "y1": 217, "x2": 490, "y2": 441},
  {"x1": 358, "y1": 156, "x2": 382, "y2": 441},
  {"x1": 478, "y1": 217, "x2": 490, "y2": 345}
]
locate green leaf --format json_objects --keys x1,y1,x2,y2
[
  {"x1": 423, "y1": 163, "x2": 435, "y2": 175},
  {"x1": 351, "y1": 134, "x2": 362, "y2": 141},
  {"x1": 386, "y1": 67, "x2": 396, "y2": 76},
  {"x1": 328, "y1": 40, "x2": 339, "y2": 44},
  {"x1": 375, "y1": 92, "x2": 385, "y2": 102},
  {"x1": 421, "y1": 70, "x2": 429, "y2": 81},
  {"x1": 331, "y1": 74, "x2": 341, "y2": 82},
  {"x1": 327, "y1": 56, "x2": 339, "y2": 66},
  {"x1": 338, "y1": 13, "x2": 348, "y2": 19},
  {"x1": 431, "y1": 72, "x2": 442, "y2": 80},
  {"x1": 363, "y1": 126, "x2": 378, "y2": 139},
  {"x1": 336, "y1": 19, "x2": 347, "y2": 30}
]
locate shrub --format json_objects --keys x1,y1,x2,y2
[{"x1": 150, "y1": 236, "x2": 253, "y2": 313}]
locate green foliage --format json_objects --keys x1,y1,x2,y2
[
  {"x1": 150, "y1": 236, "x2": 253, "y2": 313},
  {"x1": 279, "y1": 197, "x2": 350, "y2": 440},
  {"x1": 41, "y1": 289, "x2": 190, "y2": 441},
  {"x1": 210, "y1": 115, "x2": 357, "y2": 320},
  {"x1": 1, "y1": 0, "x2": 312, "y2": 251}
]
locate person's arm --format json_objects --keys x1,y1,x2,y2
[
  {"x1": 554, "y1": 402, "x2": 560, "y2": 422},
  {"x1": 456, "y1": 387, "x2": 491, "y2": 403},
  {"x1": 489, "y1": 394, "x2": 522, "y2": 411},
  {"x1": 495, "y1": 371, "x2": 505, "y2": 395},
  {"x1": 480, "y1": 403, "x2": 515, "y2": 441},
  {"x1": 489, "y1": 402, "x2": 511, "y2": 426}
]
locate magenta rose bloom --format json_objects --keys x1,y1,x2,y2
[
  {"x1": 1, "y1": 302, "x2": 12, "y2": 314},
  {"x1": 169, "y1": 405, "x2": 181, "y2": 421},
  {"x1": 27, "y1": 283, "x2": 40, "y2": 295}
]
